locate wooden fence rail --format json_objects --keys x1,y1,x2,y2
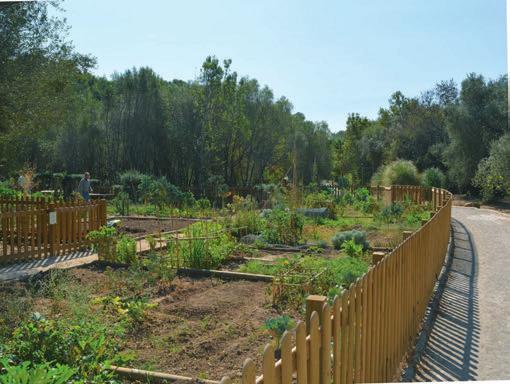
[
  {"x1": 0, "y1": 199, "x2": 107, "y2": 264},
  {"x1": 242, "y1": 186, "x2": 452, "y2": 384}
]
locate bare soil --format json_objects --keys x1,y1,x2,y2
[
  {"x1": 128, "y1": 278, "x2": 292, "y2": 380},
  {"x1": 1, "y1": 265, "x2": 295, "y2": 381}
]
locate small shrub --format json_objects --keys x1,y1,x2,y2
[
  {"x1": 262, "y1": 209, "x2": 304, "y2": 245},
  {"x1": 230, "y1": 210, "x2": 264, "y2": 238},
  {"x1": 421, "y1": 167, "x2": 446, "y2": 188},
  {"x1": 473, "y1": 134, "x2": 510, "y2": 202},
  {"x1": 87, "y1": 226, "x2": 117, "y2": 261},
  {"x1": 375, "y1": 202, "x2": 404, "y2": 224},
  {"x1": 0, "y1": 181, "x2": 18, "y2": 199},
  {"x1": 332, "y1": 230, "x2": 369, "y2": 251},
  {"x1": 93, "y1": 296, "x2": 157, "y2": 325},
  {"x1": 304, "y1": 192, "x2": 336, "y2": 219},
  {"x1": 5, "y1": 316, "x2": 122, "y2": 381},
  {"x1": 195, "y1": 198, "x2": 211, "y2": 210},
  {"x1": 112, "y1": 191, "x2": 130, "y2": 216},
  {"x1": 119, "y1": 170, "x2": 144, "y2": 201},
  {"x1": 263, "y1": 315, "x2": 295, "y2": 348},
  {"x1": 173, "y1": 222, "x2": 235, "y2": 269},
  {"x1": 116, "y1": 236, "x2": 137, "y2": 264},
  {"x1": 352, "y1": 188, "x2": 378, "y2": 214},
  {"x1": 0, "y1": 361, "x2": 76, "y2": 384},
  {"x1": 341, "y1": 239, "x2": 363, "y2": 258},
  {"x1": 380, "y1": 160, "x2": 420, "y2": 186}
]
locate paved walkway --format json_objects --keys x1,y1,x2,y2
[
  {"x1": 413, "y1": 207, "x2": 510, "y2": 381},
  {"x1": 0, "y1": 237, "x2": 166, "y2": 282}
]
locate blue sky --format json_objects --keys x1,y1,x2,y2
[{"x1": 56, "y1": 0, "x2": 506, "y2": 131}]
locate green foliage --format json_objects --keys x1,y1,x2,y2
[
  {"x1": 195, "y1": 198, "x2": 211, "y2": 210},
  {"x1": 262, "y1": 209, "x2": 304, "y2": 245},
  {"x1": 332, "y1": 230, "x2": 369, "y2": 251},
  {"x1": 0, "y1": 361, "x2": 76, "y2": 384},
  {"x1": 0, "y1": 181, "x2": 18, "y2": 199},
  {"x1": 115, "y1": 236, "x2": 137, "y2": 264},
  {"x1": 92, "y1": 296, "x2": 157, "y2": 325},
  {"x1": 375, "y1": 202, "x2": 404, "y2": 224},
  {"x1": 445, "y1": 74, "x2": 507, "y2": 192},
  {"x1": 304, "y1": 191, "x2": 336, "y2": 219},
  {"x1": 87, "y1": 226, "x2": 118, "y2": 261},
  {"x1": 352, "y1": 188, "x2": 378, "y2": 214},
  {"x1": 119, "y1": 170, "x2": 144, "y2": 201},
  {"x1": 238, "y1": 260, "x2": 279, "y2": 275},
  {"x1": 112, "y1": 191, "x2": 130, "y2": 215},
  {"x1": 4, "y1": 316, "x2": 121, "y2": 381},
  {"x1": 381, "y1": 160, "x2": 420, "y2": 186},
  {"x1": 229, "y1": 210, "x2": 264, "y2": 237},
  {"x1": 170, "y1": 222, "x2": 235, "y2": 269},
  {"x1": 263, "y1": 316, "x2": 295, "y2": 348},
  {"x1": 473, "y1": 134, "x2": 510, "y2": 202},
  {"x1": 247, "y1": 255, "x2": 368, "y2": 308},
  {"x1": 341, "y1": 239, "x2": 363, "y2": 258},
  {"x1": 421, "y1": 167, "x2": 446, "y2": 188}
]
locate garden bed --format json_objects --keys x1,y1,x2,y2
[
  {"x1": 115, "y1": 217, "x2": 198, "y2": 237},
  {"x1": 0, "y1": 263, "x2": 297, "y2": 382}
]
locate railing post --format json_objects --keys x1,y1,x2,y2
[
  {"x1": 306, "y1": 295, "x2": 327, "y2": 333},
  {"x1": 403, "y1": 231, "x2": 413, "y2": 240},
  {"x1": 372, "y1": 251, "x2": 385, "y2": 265},
  {"x1": 48, "y1": 203, "x2": 57, "y2": 256}
]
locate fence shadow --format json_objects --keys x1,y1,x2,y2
[
  {"x1": 412, "y1": 218, "x2": 480, "y2": 381},
  {"x1": 0, "y1": 249, "x2": 94, "y2": 275}
]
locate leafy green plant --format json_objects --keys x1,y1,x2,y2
[
  {"x1": 195, "y1": 198, "x2": 211, "y2": 210},
  {"x1": 87, "y1": 226, "x2": 117, "y2": 261},
  {"x1": 4, "y1": 316, "x2": 123, "y2": 381},
  {"x1": 262, "y1": 209, "x2": 304, "y2": 245},
  {"x1": 170, "y1": 222, "x2": 235, "y2": 269},
  {"x1": 263, "y1": 316, "x2": 295, "y2": 349},
  {"x1": 229, "y1": 210, "x2": 264, "y2": 237},
  {"x1": 93, "y1": 296, "x2": 157, "y2": 325},
  {"x1": 304, "y1": 192, "x2": 336, "y2": 218},
  {"x1": 341, "y1": 239, "x2": 363, "y2": 258},
  {"x1": 421, "y1": 167, "x2": 446, "y2": 188},
  {"x1": 352, "y1": 188, "x2": 378, "y2": 214},
  {"x1": 112, "y1": 191, "x2": 130, "y2": 216},
  {"x1": 375, "y1": 202, "x2": 404, "y2": 224},
  {"x1": 116, "y1": 235, "x2": 137, "y2": 264},
  {"x1": 0, "y1": 360, "x2": 76, "y2": 384},
  {"x1": 332, "y1": 230, "x2": 369, "y2": 251}
]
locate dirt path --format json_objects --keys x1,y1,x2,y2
[
  {"x1": 0, "y1": 237, "x2": 162, "y2": 282},
  {"x1": 412, "y1": 207, "x2": 510, "y2": 381}
]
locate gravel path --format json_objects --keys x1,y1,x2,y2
[{"x1": 413, "y1": 207, "x2": 510, "y2": 381}]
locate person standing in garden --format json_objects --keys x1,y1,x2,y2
[{"x1": 78, "y1": 172, "x2": 93, "y2": 202}]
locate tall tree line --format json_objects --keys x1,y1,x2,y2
[
  {"x1": 1, "y1": 1, "x2": 507, "y2": 197},
  {"x1": 333, "y1": 76, "x2": 508, "y2": 193},
  {"x1": 0, "y1": 2, "x2": 332, "y2": 193}
]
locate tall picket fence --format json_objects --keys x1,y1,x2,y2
[
  {"x1": 0, "y1": 197, "x2": 107, "y2": 264},
  {"x1": 242, "y1": 186, "x2": 452, "y2": 384}
]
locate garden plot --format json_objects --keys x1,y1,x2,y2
[
  {"x1": 115, "y1": 217, "x2": 200, "y2": 237},
  {"x1": 0, "y1": 263, "x2": 298, "y2": 382}
]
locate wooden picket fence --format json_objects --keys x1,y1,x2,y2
[
  {"x1": 241, "y1": 186, "x2": 452, "y2": 384},
  {"x1": 0, "y1": 198, "x2": 107, "y2": 264}
]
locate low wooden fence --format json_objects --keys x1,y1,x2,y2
[
  {"x1": 0, "y1": 198, "x2": 107, "y2": 264},
  {"x1": 241, "y1": 186, "x2": 452, "y2": 384}
]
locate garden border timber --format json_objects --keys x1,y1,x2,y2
[{"x1": 109, "y1": 365, "x2": 229, "y2": 384}]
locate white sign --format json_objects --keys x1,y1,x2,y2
[{"x1": 49, "y1": 211, "x2": 57, "y2": 225}]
